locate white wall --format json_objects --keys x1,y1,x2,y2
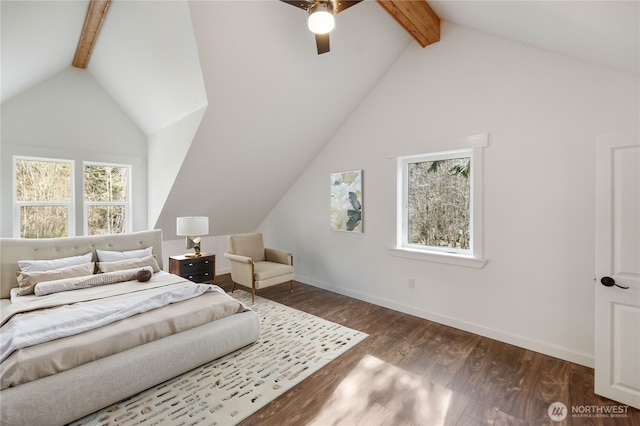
[
  {"x1": 0, "y1": 67, "x2": 148, "y2": 237},
  {"x1": 147, "y1": 105, "x2": 207, "y2": 229},
  {"x1": 259, "y1": 23, "x2": 640, "y2": 367}
]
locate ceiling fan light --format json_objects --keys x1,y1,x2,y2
[{"x1": 308, "y1": 3, "x2": 335, "y2": 34}]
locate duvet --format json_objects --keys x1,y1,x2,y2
[{"x1": 0, "y1": 272, "x2": 247, "y2": 389}]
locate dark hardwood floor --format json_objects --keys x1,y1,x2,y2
[{"x1": 215, "y1": 275, "x2": 640, "y2": 426}]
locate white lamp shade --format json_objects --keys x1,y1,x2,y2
[
  {"x1": 308, "y1": 3, "x2": 334, "y2": 34},
  {"x1": 176, "y1": 216, "x2": 209, "y2": 236}
]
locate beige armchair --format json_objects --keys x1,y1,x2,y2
[{"x1": 224, "y1": 233, "x2": 294, "y2": 303}]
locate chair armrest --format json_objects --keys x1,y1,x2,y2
[
  {"x1": 224, "y1": 252, "x2": 254, "y2": 286},
  {"x1": 224, "y1": 252, "x2": 253, "y2": 264},
  {"x1": 265, "y1": 248, "x2": 293, "y2": 266}
]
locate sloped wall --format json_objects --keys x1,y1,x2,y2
[
  {"x1": 147, "y1": 105, "x2": 207, "y2": 229},
  {"x1": 259, "y1": 23, "x2": 639, "y2": 366}
]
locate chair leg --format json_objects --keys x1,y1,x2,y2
[
  {"x1": 252, "y1": 283, "x2": 255, "y2": 304},
  {"x1": 231, "y1": 281, "x2": 236, "y2": 293},
  {"x1": 290, "y1": 280, "x2": 294, "y2": 293}
]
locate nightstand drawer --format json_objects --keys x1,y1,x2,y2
[
  {"x1": 182, "y1": 271, "x2": 213, "y2": 283},
  {"x1": 178, "y1": 257, "x2": 213, "y2": 275},
  {"x1": 169, "y1": 254, "x2": 215, "y2": 284}
]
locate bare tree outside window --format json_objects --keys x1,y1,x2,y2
[
  {"x1": 406, "y1": 156, "x2": 471, "y2": 251},
  {"x1": 397, "y1": 136, "x2": 487, "y2": 265},
  {"x1": 13, "y1": 157, "x2": 131, "y2": 238},
  {"x1": 84, "y1": 164, "x2": 129, "y2": 235},
  {"x1": 15, "y1": 159, "x2": 72, "y2": 238}
]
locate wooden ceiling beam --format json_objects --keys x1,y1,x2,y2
[
  {"x1": 376, "y1": 0, "x2": 440, "y2": 48},
  {"x1": 72, "y1": 0, "x2": 111, "y2": 69}
]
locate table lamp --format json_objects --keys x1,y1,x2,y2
[{"x1": 176, "y1": 216, "x2": 209, "y2": 257}]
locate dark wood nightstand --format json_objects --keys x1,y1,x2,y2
[{"x1": 169, "y1": 253, "x2": 215, "y2": 284}]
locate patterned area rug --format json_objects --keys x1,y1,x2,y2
[{"x1": 71, "y1": 290, "x2": 368, "y2": 426}]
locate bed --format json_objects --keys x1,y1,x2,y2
[{"x1": 0, "y1": 229, "x2": 260, "y2": 426}]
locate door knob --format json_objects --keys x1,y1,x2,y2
[{"x1": 600, "y1": 276, "x2": 630, "y2": 289}]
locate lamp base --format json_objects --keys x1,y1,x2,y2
[
  {"x1": 183, "y1": 238, "x2": 202, "y2": 258},
  {"x1": 184, "y1": 244, "x2": 202, "y2": 258}
]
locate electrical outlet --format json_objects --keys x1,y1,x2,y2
[{"x1": 408, "y1": 278, "x2": 415, "y2": 289}]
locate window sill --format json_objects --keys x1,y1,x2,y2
[{"x1": 389, "y1": 247, "x2": 487, "y2": 269}]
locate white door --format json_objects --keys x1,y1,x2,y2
[{"x1": 594, "y1": 133, "x2": 640, "y2": 409}]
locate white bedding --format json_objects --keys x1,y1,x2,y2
[
  {"x1": 2, "y1": 271, "x2": 197, "y2": 322},
  {"x1": 1, "y1": 277, "x2": 224, "y2": 363},
  {"x1": 0, "y1": 229, "x2": 259, "y2": 425},
  {"x1": 9, "y1": 270, "x2": 172, "y2": 303},
  {"x1": 34, "y1": 266, "x2": 153, "y2": 296},
  {"x1": 1, "y1": 281, "x2": 248, "y2": 391}
]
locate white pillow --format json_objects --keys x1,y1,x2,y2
[
  {"x1": 96, "y1": 247, "x2": 153, "y2": 262},
  {"x1": 16, "y1": 262, "x2": 96, "y2": 296},
  {"x1": 35, "y1": 266, "x2": 154, "y2": 296},
  {"x1": 96, "y1": 255, "x2": 160, "y2": 273},
  {"x1": 18, "y1": 252, "x2": 93, "y2": 272}
]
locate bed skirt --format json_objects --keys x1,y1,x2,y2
[{"x1": 0, "y1": 310, "x2": 260, "y2": 426}]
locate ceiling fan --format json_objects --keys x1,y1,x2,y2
[{"x1": 280, "y1": 0, "x2": 363, "y2": 54}]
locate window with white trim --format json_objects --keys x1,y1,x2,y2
[
  {"x1": 14, "y1": 156, "x2": 132, "y2": 238},
  {"x1": 402, "y1": 150, "x2": 472, "y2": 254},
  {"x1": 394, "y1": 134, "x2": 487, "y2": 268},
  {"x1": 15, "y1": 157, "x2": 74, "y2": 238},
  {"x1": 83, "y1": 162, "x2": 131, "y2": 235}
]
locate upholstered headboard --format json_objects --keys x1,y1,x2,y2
[{"x1": 0, "y1": 229, "x2": 163, "y2": 299}]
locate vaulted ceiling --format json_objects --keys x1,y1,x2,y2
[
  {"x1": 71, "y1": 1, "x2": 441, "y2": 67},
  {"x1": 2, "y1": 1, "x2": 638, "y2": 237}
]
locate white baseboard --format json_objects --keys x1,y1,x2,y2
[{"x1": 295, "y1": 273, "x2": 594, "y2": 368}]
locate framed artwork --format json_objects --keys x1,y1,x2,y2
[{"x1": 330, "y1": 169, "x2": 363, "y2": 232}]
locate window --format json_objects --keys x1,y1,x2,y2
[
  {"x1": 15, "y1": 157, "x2": 74, "y2": 238},
  {"x1": 394, "y1": 134, "x2": 487, "y2": 268},
  {"x1": 84, "y1": 162, "x2": 131, "y2": 235},
  {"x1": 405, "y1": 152, "x2": 471, "y2": 254},
  {"x1": 14, "y1": 156, "x2": 132, "y2": 238}
]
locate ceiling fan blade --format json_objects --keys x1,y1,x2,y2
[
  {"x1": 280, "y1": 0, "x2": 313, "y2": 11},
  {"x1": 315, "y1": 33, "x2": 330, "y2": 54},
  {"x1": 335, "y1": 0, "x2": 362, "y2": 14}
]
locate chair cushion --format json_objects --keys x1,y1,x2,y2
[
  {"x1": 228, "y1": 233, "x2": 265, "y2": 261},
  {"x1": 254, "y1": 261, "x2": 294, "y2": 281}
]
